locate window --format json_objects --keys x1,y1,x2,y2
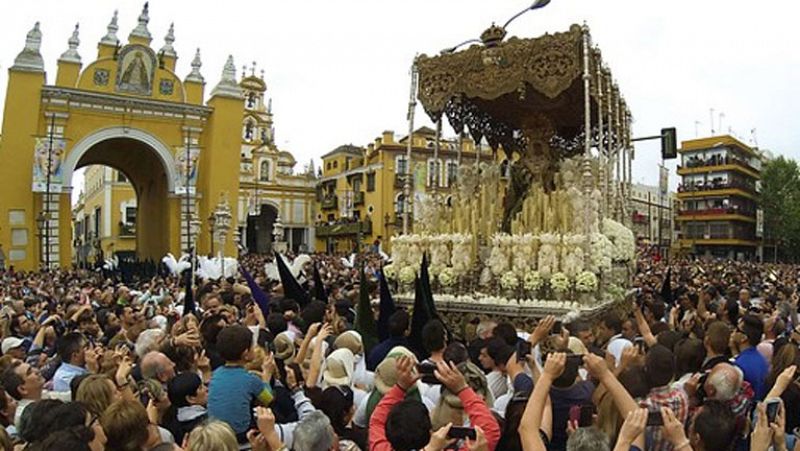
[
  {"x1": 366, "y1": 173, "x2": 376, "y2": 192},
  {"x1": 261, "y1": 128, "x2": 268, "y2": 143},
  {"x1": 244, "y1": 121, "x2": 254, "y2": 141},
  {"x1": 260, "y1": 160, "x2": 271, "y2": 182},
  {"x1": 500, "y1": 159, "x2": 510, "y2": 178},
  {"x1": 396, "y1": 156, "x2": 409, "y2": 175},
  {"x1": 353, "y1": 210, "x2": 361, "y2": 220},
  {"x1": 125, "y1": 207, "x2": 136, "y2": 225},
  {"x1": 333, "y1": 161, "x2": 338, "y2": 169},
  {"x1": 352, "y1": 178, "x2": 362, "y2": 192},
  {"x1": 326, "y1": 162, "x2": 331, "y2": 170},
  {"x1": 395, "y1": 194, "x2": 405, "y2": 214},
  {"x1": 246, "y1": 92, "x2": 256, "y2": 109},
  {"x1": 427, "y1": 159, "x2": 442, "y2": 187},
  {"x1": 446, "y1": 161, "x2": 458, "y2": 186},
  {"x1": 94, "y1": 207, "x2": 101, "y2": 237}
]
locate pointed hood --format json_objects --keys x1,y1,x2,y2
[
  {"x1": 408, "y1": 275, "x2": 433, "y2": 357},
  {"x1": 377, "y1": 266, "x2": 396, "y2": 342},
  {"x1": 354, "y1": 263, "x2": 378, "y2": 354},
  {"x1": 419, "y1": 252, "x2": 439, "y2": 320},
  {"x1": 240, "y1": 263, "x2": 270, "y2": 318},
  {"x1": 274, "y1": 251, "x2": 309, "y2": 308},
  {"x1": 660, "y1": 266, "x2": 673, "y2": 305},
  {"x1": 312, "y1": 262, "x2": 327, "y2": 303}
]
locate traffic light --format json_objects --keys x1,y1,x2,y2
[{"x1": 661, "y1": 127, "x2": 677, "y2": 159}]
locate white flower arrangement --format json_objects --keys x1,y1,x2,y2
[
  {"x1": 428, "y1": 264, "x2": 443, "y2": 279},
  {"x1": 550, "y1": 272, "x2": 570, "y2": 293},
  {"x1": 499, "y1": 272, "x2": 520, "y2": 290},
  {"x1": 383, "y1": 264, "x2": 397, "y2": 280},
  {"x1": 575, "y1": 271, "x2": 598, "y2": 292},
  {"x1": 588, "y1": 232, "x2": 613, "y2": 273},
  {"x1": 450, "y1": 233, "x2": 474, "y2": 275},
  {"x1": 488, "y1": 234, "x2": 511, "y2": 276},
  {"x1": 512, "y1": 234, "x2": 537, "y2": 274},
  {"x1": 523, "y1": 271, "x2": 543, "y2": 291},
  {"x1": 537, "y1": 233, "x2": 561, "y2": 277},
  {"x1": 602, "y1": 218, "x2": 636, "y2": 262},
  {"x1": 430, "y1": 235, "x2": 451, "y2": 269},
  {"x1": 438, "y1": 267, "x2": 457, "y2": 287},
  {"x1": 398, "y1": 266, "x2": 417, "y2": 285},
  {"x1": 561, "y1": 234, "x2": 586, "y2": 278}
]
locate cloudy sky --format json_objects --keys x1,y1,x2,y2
[{"x1": 1, "y1": 0, "x2": 798, "y2": 199}]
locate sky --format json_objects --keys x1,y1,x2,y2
[{"x1": 0, "y1": 0, "x2": 798, "y2": 203}]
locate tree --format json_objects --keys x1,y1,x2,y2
[{"x1": 760, "y1": 156, "x2": 800, "y2": 261}]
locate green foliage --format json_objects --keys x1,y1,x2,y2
[{"x1": 760, "y1": 157, "x2": 800, "y2": 259}]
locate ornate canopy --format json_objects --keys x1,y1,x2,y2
[{"x1": 416, "y1": 24, "x2": 629, "y2": 159}]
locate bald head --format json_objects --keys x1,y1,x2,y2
[
  {"x1": 704, "y1": 363, "x2": 742, "y2": 401},
  {"x1": 140, "y1": 351, "x2": 176, "y2": 383}
]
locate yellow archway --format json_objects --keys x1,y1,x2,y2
[{"x1": 0, "y1": 7, "x2": 245, "y2": 270}]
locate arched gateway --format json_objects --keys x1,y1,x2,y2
[{"x1": 0, "y1": 5, "x2": 246, "y2": 269}]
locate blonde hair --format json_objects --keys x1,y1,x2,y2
[
  {"x1": 101, "y1": 400, "x2": 150, "y2": 451},
  {"x1": 77, "y1": 374, "x2": 116, "y2": 416},
  {"x1": 187, "y1": 420, "x2": 239, "y2": 451}
]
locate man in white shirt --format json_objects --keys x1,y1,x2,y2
[{"x1": 596, "y1": 312, "x2": 632, "y2": 366}]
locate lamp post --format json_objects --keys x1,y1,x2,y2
[
  {"x1": 36, "y1": 212, "x2": 46, "y2": 268},
  {"x1": 213, "y1": 194, "x2": 232, "y2": 278},
  {"x1": 43, "y1": 114, "x2": 56, "y2": 269},
  {"x1": 272, "y1": 215, "x2": 285, "y2": 253},
  {"x1": 207, "y1": 213, "x2": 216, "y2": 256}
]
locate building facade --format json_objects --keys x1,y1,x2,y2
[
  {"x1": 628, "y1": 183, "x2": 676, "y2": 249},
  {"x1": 676, "y1": 135, "x2": 762, "y2": 260},
  {"x1": 315, "y1": 127, "x2": 496, "y2": 254},
  {"x1": 70, "y1": 67, "x2": 317, "y2": 259},
  {"x1": 235, "y1": 69, "x2": 316, "y2": 254},
  {"x1": 71, "y1": 167, "x2": 136, "y2": 266}
]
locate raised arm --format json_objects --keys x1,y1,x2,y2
[
  {"x1": 519, "y1": 352, "x2": 565, "y2": 451},
  {"x1": 584, "y1": 352, "x2": 638, "y2": 418}
]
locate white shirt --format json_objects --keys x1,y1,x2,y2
[{"x1": 607, "y1": 334, "x2": 633, "y2": 366}]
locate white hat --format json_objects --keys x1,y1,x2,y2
[
  {"x1": 2, "y1": 337, "x2": 25, "y2": 355},
  {"x1": 323, "y1": 348, "x2": 355, "y2": 387}
]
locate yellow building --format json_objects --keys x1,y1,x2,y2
[
  {"x1": 70, "y1": 66, "x2": 317, "y2": 260},
  {"x1": 0, "y1": 5, "x2": 258, "y2": 270},
  {"x1": 316, "y1": 127, "x2": 497, "y2": 253},
  {"x1": 676, "y1": 135, "x2": 763, "y2": 260},
  {"x1": 71, "y1": 166, "x2": 137, "y2": 266},
  {"x1": 236, "y1": 68, "x2": 317, "y2": 254}
]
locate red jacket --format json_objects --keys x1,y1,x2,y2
[{"x1": 369, "y1": 384, "x2": 501, "y2": 451}]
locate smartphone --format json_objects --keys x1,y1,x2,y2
[
  {"x1": 417, "y1": 363, "x2": 441, "y2": 385},
  {"x1": 516, "y1": 341, "x2": 532, "y2": 362},
  {"x1": 552, "y1": 321, "x2": 563, "y2": 335},
  {"x1": 766, "y1": 398, "x2": 781, "y2": 423},
  {"x1": 569, "y1": 405, "x2": 581, "y2": 425},
  {"x1": 579, "y1": 404, "x2": 594, "y2": 427},
  {"x1": 566, "y1": 354, "x2": 584, "y2": 366},
  {"x1": 646, "y1": 410, "x2": 663, "y2": 426},
  {"x1": 447, "y1": 426, "x2": 477, "y2": 440}
]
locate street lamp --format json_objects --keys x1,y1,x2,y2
[
  {"x1": 272, "y1": 215, "x2": 285, "y2": 253},
  {"x1": 213, "y1": 194, "x2": 232, "y2": 278},
  {"x1": 503, "y1": 0, "x2": 552, "y2": 29},
  {"x1": 36, "y1": 212, "x2": 46, "y2": 268},
  {"x1": 207, "y1": 213, "x2": 216, "y2": 256}
]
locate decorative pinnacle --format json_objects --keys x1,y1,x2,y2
[
  {"x1": 251, "y1": 61, "x2": 257, "y2": 77},
  {"x1": 12, "y1": 22, "x2": 44, "y2": 71},
  {"x1": 129, "y1": 2, "x2": 152, "y2": 42},
  {"x1": 260, "y1": 69, "x2": 265, "y2": 80},
  {"x1": 211, "y1": 55, "x2": 243, "y2": 98},
  {"x1": 160, "y1": 22, "x2": 176, "y2": 58},
  {"x1": 59, "y1": 23, "x2": 81, "y2": 63},
  {"x1": 186, "y1": 48, "x2": 204, "y2": 83},
  {"x1": 101, "y1": 10, "x2": 119, "y2": 45}
]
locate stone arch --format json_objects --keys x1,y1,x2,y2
[
  {"x1": 61, "y1": 126, "x2": 180, "y2": 261},
  {"x1": 62, "y1": 126, "x2": 178, "y2": 194}
]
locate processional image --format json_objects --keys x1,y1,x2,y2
[{"x1": 386, "y1": 23, "x2": 638, "y2": 329}]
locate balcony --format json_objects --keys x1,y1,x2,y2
[
  {"x1": 321, "y1": 195, "x2": 338, "y2": 210},
  {"x1": 316, "y1": 219, "x2": 372, "y2": 238},
  {"x1": 676, "y1": 180, "x2": 757, "y2": 200},
  {"x1": 119, "y1": 222, "x2": 136, "y2": 237},
  {"x1": 678, "y1": 155, "x2": 759, "y2": 176},
  {"x1": 354, "y1": 191, "x2": 365, "y2": 206}
]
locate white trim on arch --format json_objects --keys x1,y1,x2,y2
[{"x1": 61, "y1": 126, "x2": 179, "y2": 194}]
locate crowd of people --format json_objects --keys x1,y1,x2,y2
[{"x1": 0, "y1": 249, "x2": 797, "y2": 451}]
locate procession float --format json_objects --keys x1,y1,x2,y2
[{"x1": 385, "y1": 23, "x2": 637, "y2": 326}]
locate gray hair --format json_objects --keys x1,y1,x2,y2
[
  {"x1": 566, "y1": 427, "x2": 610, "y2": 451},
  {"x1": 135, "y1": 328, "x2": 165, "y2": 358},
  {"x1": 293, "y1": 411, "x2": 335, "y2": 451},
  {"x1": 707, "y1": 363, "x2": 742, "y2": 401}
]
